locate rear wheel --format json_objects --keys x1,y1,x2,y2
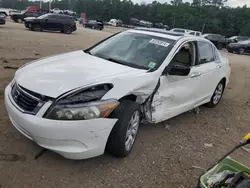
[
  {"x1": 217, "y1": 43, "x2": 223, "y2": 50},
  {"x1": 17, "y1": 18, "x2": 22, "y2": 23},
  {"x1": 63, "y1": 25, "x2": 72, "y2": 34},
  {"x1": 206, "y1": 80, "x2": 225, "y2": 108},
  {"x1": 106, "y1": 100, "x2": 140, "y2": 157},
  {"x1": 239, "y1": 48, "x2": 245, "y2": 55},
  {"x1": 31, "y1": 24, "x2": 42, "y2": 32}
]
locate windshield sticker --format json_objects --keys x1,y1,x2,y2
[
  {"x1": 149, "y1": 39, "x2": 170, "y2": 47},
  {"x1": 148, "y1": 62, "x2": 156, "y2": 69}
]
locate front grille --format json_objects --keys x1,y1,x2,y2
[{"x1": 11, "y1": 83, "x2": 44, "y2": 115}]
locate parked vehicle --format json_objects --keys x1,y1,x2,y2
[
  {"x1": 108, "y1": 19, "x2": 122, "y2": 27},
  {"x1": 26, "y1": 6, "x2": 38, "y2": 12},
  {"x1": 85, "y1": 20, "x2": 104, "y2": 30},
  {"x1": 50, "y1": 8, "x2": 63, "y2": 14},
  {"x1": 4, "y1": 28, "x2": 230, "y2": 160},
  {"x1": 11, "y1": 11, "x2": 43, "y2": 23},
  {"x1": 170, "y1": 28, "x2": 201, "y2": 36},
  {"x1": 170, "y1": 28, "x2": 191, "y2": 33},
  {"x1": 188, "y1": 31, "x2": 202, "y2": 36},
  {"x1": 226, "y1": 36, "x2": 249, "y2": 44},
  {"x1": 0, "y1": 14, "x2": 6, "y2": 25},
  {"x1": 202, "y1": 34, "x2": 226, "y2": 50},
  {"x1": 24, "y1": 13, "x2": 76, "y2": 34},
  {"x1": 0, "y1": 8, "x2": 14, "y2": 17},
  {"x1": 227, "y1": 40, "x2": 250, "y2": 54}
]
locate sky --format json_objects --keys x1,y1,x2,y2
[{"x1": 131, "y1": 0, "x2": 250, "y2": 7}]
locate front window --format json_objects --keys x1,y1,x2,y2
[{"x1": 88, "y1": 32, "x2": 175, "y2": 70}]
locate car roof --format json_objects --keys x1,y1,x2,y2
[{"x1": 133, "y1": 27, "x2": 185, "y2": 40}]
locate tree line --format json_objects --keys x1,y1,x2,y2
[{"x1": 1, "y1": 0, "x2": 250, "y2": 37}]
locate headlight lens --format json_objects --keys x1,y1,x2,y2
[{"x1": 45, "y1": 100, "x2": 119, "y2": 120}]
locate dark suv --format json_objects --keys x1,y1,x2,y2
[
  {"x1": 24, "y1": 13, "x2": 77, "y2": 34},
  {"x1": 202, "y1": 34, "x2": 226, "y2": 50}
]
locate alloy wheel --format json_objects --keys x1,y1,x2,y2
[{"x1": 125, "y1": 110, "x2": 140, "y2": 151}]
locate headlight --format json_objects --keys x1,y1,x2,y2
[{"x1": 44, "y1": 100, "x2": 119, "y2": 120}]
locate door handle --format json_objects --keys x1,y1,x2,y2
[
  {"x1": 216, "y1": 65, "x2": 222, "y2": 69},
  {"x1": 191, "y1": 72, "x2": 202, "y2": 78}
]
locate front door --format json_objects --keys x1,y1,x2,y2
[{"x1": 151, "y1": 41, "x2": 203, "y2": 123}]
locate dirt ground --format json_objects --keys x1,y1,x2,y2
[{"x1": 0, "y1": 21, "x2": 250, "y2": 188}]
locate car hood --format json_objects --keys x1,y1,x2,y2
[{"x1": 15, "y1": 51, "x2": 147, "y2": 98}]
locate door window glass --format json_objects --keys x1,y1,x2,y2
[{"x1": 197, "y1": 41, "x2": 214, "y2": 65}]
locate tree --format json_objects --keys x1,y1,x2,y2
[{"x1": 1, "y1": 0, "x2": 250, "y2": 37}]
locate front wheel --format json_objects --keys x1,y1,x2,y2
[
  {"x1": 106, "y1": 100, "x2": 141, "y2": 157},
  {"x1": 31, "y1": 24, "x2": 42, "y2": 32},
  {"x1": 206, "y1": 80, "x2": 225, "y2": 108},
  {"x1": 17, "y1": 18, "x2": 22, "y2": 23},
  {"x1": 63, "y1": 26, "x2": 72, "y2": 34}
]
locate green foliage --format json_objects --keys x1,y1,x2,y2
[{"x1": 1, "y1": 0, "x2": 250, "y2": 37}]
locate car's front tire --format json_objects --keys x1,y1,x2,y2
[
  {"x1": 31, "y1": 24, "x2": 42, "y2": 32},
  {"x1": 63, "y1": 26, "x2": 72, "y2": 34},
  {"x1": 206, "y1": 80, "x2": 225, "y2": 108},
  {"x1": 106, "y1": 100, "x2": 140, "y2": 157}
]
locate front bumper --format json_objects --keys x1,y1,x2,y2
[
  {"x1": 4, "y1": 84, "x2": 117, "y2": 160},
  {"x1": 0, "y1": 19, "x2": 6, "y2": 25}
]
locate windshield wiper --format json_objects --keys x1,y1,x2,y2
[{"x1": 105, "y1": 58, "x2": 148, "y2": 70}]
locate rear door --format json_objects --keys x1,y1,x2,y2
[
  {"x1": 192, "y1": 41, "x2": 223, "y2": 104},
  {"x1": 44, "y1": 15, "x2": 60, "y2": 30}
]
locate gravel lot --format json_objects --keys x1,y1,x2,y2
[{"x1": 0, "y1": 21, "x2": 250, "y2": 188}]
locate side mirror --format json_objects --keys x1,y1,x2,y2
[{"x1": 164, "y1": 64, "x2": 190, "y2": 76}]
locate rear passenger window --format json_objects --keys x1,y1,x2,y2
[{"x1": 197, "y1": 41, "x2": 214, "y2": 65}]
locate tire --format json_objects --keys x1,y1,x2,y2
[
  {"x1": 206, "y1": 80, "x2": 225, "y2": 108},
  {"x1": 92, "y1": 25, "x2": 96, "y2": 29},
  {"x1": 31, "y1": 24, "x2": 42, "y2": 32},
  {"x1": 239, "y1": 48, "x2": 245, "y2": 55},
  {"x1": 217, "y1": 43, "x2": 223, "y2": 50},
  {"x1": 106, "y1": 100, "x2": 141, "y2": 157},
  {"x1": 63, "y1": 25, "x2": 72, "y2": 34},
  {"x1": 17, "y1": 18, "x2": 22, "y2": 23}
]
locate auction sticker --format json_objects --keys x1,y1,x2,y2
[{"x1": 149, "y1": 39, "x2": 170, "y2": 47}]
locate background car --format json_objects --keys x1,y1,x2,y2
[
  {"x1": 202, "y1": 34, "x2": 226, "y2": 50},
  {"x1": 226, "y1": 36, "x2": 249, "y2": 44},
  {"x1": 85, "y1": 20, "x2": 104, "y2": 30},
  {"x1": 24, "y1": 13, "x2": 77, "y2": 34},
  {"x1": 11, "y1": 11, "x2": 43, "y2": 23},
  {"x1": 227, "y1": 40, "x2": 250, "y2": 54},
  {"x1": 0, "y1": 14, "x2": 6, "y2": 25}
]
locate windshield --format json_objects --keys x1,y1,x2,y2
[
  {"x1": 37, "y1": 14, "x2": 50, "y2": 19},
  {"x1": 88, "y1": 32, "x2": 175, "y2": 70}
]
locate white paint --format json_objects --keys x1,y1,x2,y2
[{"x1": 4, "y1": 30, "x2": 231, "y2": 159}]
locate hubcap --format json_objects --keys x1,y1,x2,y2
[
  {"x1": 213, "y1": 83, "x2": 223, "y2": 104},
  {"x1": 240, "y1": 48, "x2": 244, "y2": 54},
  {"x1": 125, "y1": 111, "x2": 140, "y2": 151}
]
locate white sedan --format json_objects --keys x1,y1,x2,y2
[{"x1": 5, "y1": 28, "x2": 231, "y2": 160}]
